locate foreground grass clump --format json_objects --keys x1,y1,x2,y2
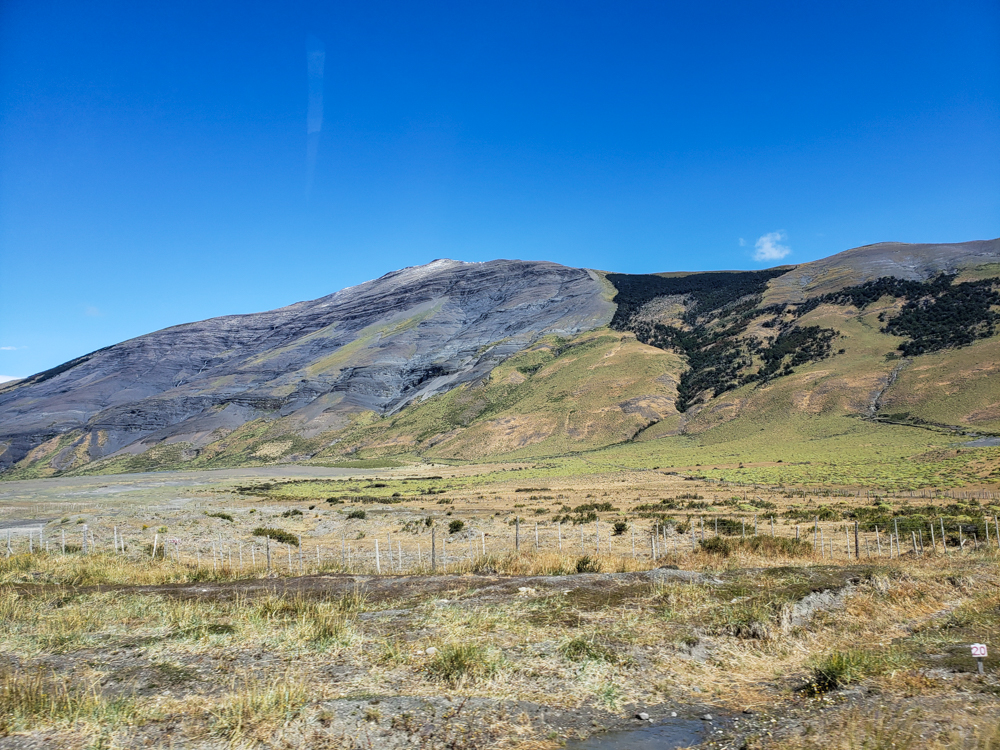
[
  {"x1": 0, "y1": 552, "x2": 245, "y2": 587},
  {"x1": 424, "y1": 643, "x2": 500, "y2": 685},
  {"x1": 211, "y1": 674, "x2": 309, "y2": 743},
  {"x1": 807, "y1": 648, "x2": 913, "y2": 694},
  {"x1": 558, "y1": 635, "x2": 616, "y2": 663},
  {"x1": 0, "y1": 667, "x2": 135, "y2": 733}
]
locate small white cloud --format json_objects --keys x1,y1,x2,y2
[
  {"x1": 84, "y1": 306, "x2": 103, "y2": 317},
  {"x1": 738, "y1": 238, "x2": 746, "y2": 247},
  {"x1": 0, "y1": 346, "x2": 17, "y2": 351},
  {"x1": 754, "y1": 231, "x2": 791, "y2": 262},
  {"x1": 0, "y1": 375, "x2": 21, "y2": 383}
]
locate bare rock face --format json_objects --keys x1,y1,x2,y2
[{"x1": 0, "y1": 259, "x2": 613, "y2": 470}]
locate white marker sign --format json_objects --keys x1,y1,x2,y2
[{"x1": 971, "y1": 643, "x2": 988, "y2": 658}]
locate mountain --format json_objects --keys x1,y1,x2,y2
[
  {"x1": 0, "y1": 260, "x2": 612, "y2": 473},
  {"x1": 2, "y1": 239, "x2": 999, "y2": 479}
]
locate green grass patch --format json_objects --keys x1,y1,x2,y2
[
  {"x1": 807, "y1": 648, "x2": 912, "y2": 694},
  {"x1": 424, "y1": 643, "x2": 499, "y2": 685}
]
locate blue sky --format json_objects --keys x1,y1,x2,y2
[{"x1": 1, "y1": 0, "x2": 998, "y2": 380}]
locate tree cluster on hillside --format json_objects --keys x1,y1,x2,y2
[
  {"x1": 607, "y1": 271, "x2": 838, "y2": 412},
  {"x1": 767, "y1": 274, "x2": 1000, "y2": 356}
]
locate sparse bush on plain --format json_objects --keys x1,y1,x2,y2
[
  {"x1": 251, "y1": 527, "x2": 299, "y2": 546},
  {"x1": 448, "y1": 520, "x2": 465, "y2": 534},
  {"x1": 205, "y1": 512, "x2": 233, "y2": 522},
  {"x1": 575, "y1": 555, "x2": 601, "y2": 573},
  {"x1": 346, "y1": 509, "x2": 366, "y2": 520}
]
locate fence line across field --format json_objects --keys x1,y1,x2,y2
[{"x1": 3, "y1": 512, "x2": 999, "y2": 574}]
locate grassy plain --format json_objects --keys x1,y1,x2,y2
[{"x1": 1, "y1": 464, "x2": 998, "y2": 748}]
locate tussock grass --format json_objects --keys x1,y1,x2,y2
[
  {"x1": 806, "y1": 647, "x2": 913, "y2": 694},
  {"x1": 700, "y1": 535, "x2": 813, "y2": 558},
  {"x1": 0, "y1": 551, "x2": 251, "y2": 586},
  {"x1": 772, "y1": 704, "x2": 1000, "y2": 750},
  {"x1": 424, "y1": 643, "x2": 501, "y2": 685},
  {"x1": 211, "y1": 673, "x2": 309, "y2": 743},
  {"x1": 0, "y1": 667, "x2": 135, "y2": 732},
  {"x1": 558, "y1": 635, "x2": 616, "y2": 663}
]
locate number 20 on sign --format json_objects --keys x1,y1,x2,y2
[{"x1": 971, "y1": 643, "x2": 988, "y2": 674}]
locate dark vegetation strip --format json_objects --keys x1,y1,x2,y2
[{"x1": 607, "y1": 270, "x2": 1000, "y2": 413}]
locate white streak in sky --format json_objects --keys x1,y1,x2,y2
[
  {"x1": 0, "y1": 375, "x2": 20, "y2": 383},
  {"x1": 306, "y1": 35, "x2": 325, "y2": 196},
  {"x1": 753, "y1": 231, "x2": 791, "y2": 261}
]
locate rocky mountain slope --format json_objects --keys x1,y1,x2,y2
[
  {"x1": 0, "y1": 260, "x2": 612, "y2": 473},
  {"x1": 1, "y1": 239, "x2": 998, "y2": 478}
]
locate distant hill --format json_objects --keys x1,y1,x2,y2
[{"x1": 2, "y1": 238, "x2": 998, "y2": 479}]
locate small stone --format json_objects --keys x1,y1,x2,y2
[
  {"x1": 415, "y1": 650, "x2": 424, "y2": 655},
  {"x1": 636, "y1": 712, "x2": 649, "y2": 721},
  {"x1": 700, "y1": 714, "x2": 713, "y2": 722},
  {"x1": 425, "y1": 647, "x2": 438, "y2": 656},
  {"x1": 670, "y1": 712, "x2": 677, "y2": 718}
]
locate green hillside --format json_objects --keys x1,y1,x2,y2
[{"x1": 6, "y1": 247, "x2": 1000, "y2": 490}]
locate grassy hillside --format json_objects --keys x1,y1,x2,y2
[{"x1": 5, "y1": 257, "x2": 1000, "y2": 490}]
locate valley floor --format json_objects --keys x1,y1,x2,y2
[{"x1": 0, "y1": 465, "x2": 998, "y2": 749}]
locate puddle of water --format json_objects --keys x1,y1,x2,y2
[
  {"x1": 564, "y1": 717, "x2": 707, "y2": 749},
  {"x1": 966, "y1": 437, "x2": 1000, "y2": 447}
]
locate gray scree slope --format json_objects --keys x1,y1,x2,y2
[{"x1": 0, "y1": 259, "x2": 614, "y2": 470}]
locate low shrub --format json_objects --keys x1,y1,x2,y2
[
  {"x1": 448, "y1": 520, "x2": 465, "y2": 534},
  {"x1": 251, "y1": 528, "x2": 299, "y2": 546},
  {"x1": 346, "y1": 510, "x2": 366, "y2": 520},
  {"x1": 575, "y1": 555, "x2": 602, "y2": 573},
  {"x1": 205, "y1": 512, "x2": 234, "y2": 522},
  {"x1": 612, "y1": 521, "x2": 628, "y2": 536}
]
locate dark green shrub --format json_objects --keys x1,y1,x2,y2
[
  {"x1": 612, "y1": 521, "x2": 628, "y2": 536},
  {"x1": 281, "y1": 509, "x2": 303, "y2": 518},
  {"x1": 575, "y1": 556, "x2": 601, "y2": 573},
  {"x1": 346, "y1": 510, "x2": 366, "y2": 520},
  {"x1": 251, "y1": 527, "x2": 299, "y2": 546},
  {"x1": 448, "y1": 520, "x2": 465, "y2": 534},
  {"x1": 205, "y1": 512, "x2": 233, "y2": 522}
]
